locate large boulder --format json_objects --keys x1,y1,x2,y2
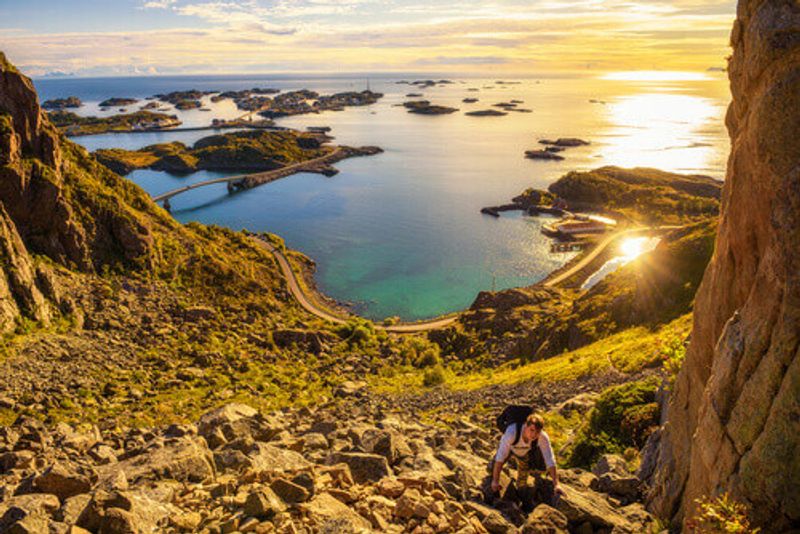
[
  {"x1": 103, "y1": 436, "x2": 214, "y2": 484},
  {"x1": 556, "y1": 485, "x2": 643, "y2": 532},
  {"x1": 302, "y1": 492, "x2": 371, "y2": 531},
  {"x1": 197, "y1": 403, "x2": 280, "y2": 448},
  {"x1": 30, "y1": 461, "x2": 95, "y2": 501},
  {"x1": 521, "y1": 504, "x2": 569, "y2": 534},
  {"x1": 328, "y1": 452, "x2": 390, "y2": 484}
]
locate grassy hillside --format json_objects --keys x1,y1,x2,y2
[
  {"x1": 94, "y1": 129, "x2": 329, "y2": 175},
  {"x1": 547, "y1": 166, "x2": 721, "y2": 225}
]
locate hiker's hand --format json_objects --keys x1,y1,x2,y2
[
  {"x1": 490, "y1": 480, "x2": 501, "y2": 493},
  {"x1": 554, "y1": 483, "x2": 565, "y2": 496}
]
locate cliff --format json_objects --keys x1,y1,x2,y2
[
  {"x1": 645, "y1": 1, "x2": 800, "y2": 530},
  {"x1": 0, "y1": 52, "x2": 157, "y2": 272}
]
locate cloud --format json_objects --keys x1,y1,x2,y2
[
  {"x1": 142, "y1": 0, "x2": 177, "y2": 9},
  {"x1": 6, "y1": 0, "x2": 737, "y2": 76},
  {"x1": 415, "y1": 56, "x2": 511, "y2": 65}
]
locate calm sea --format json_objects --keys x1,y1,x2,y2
[{"x1": 35, "y1": 74, "x2": 731, "y2": 321}]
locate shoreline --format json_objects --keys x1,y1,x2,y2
[{"x1": 249, "y1": 221, "x2": 674, "y2": 331}]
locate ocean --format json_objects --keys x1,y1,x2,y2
[{"x1": 34, "y1": 74, "x2": 731, "y2": 321}]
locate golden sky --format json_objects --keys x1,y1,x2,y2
[{"x1": 0, "y1": 0, "x2": 736, "y2": 77}]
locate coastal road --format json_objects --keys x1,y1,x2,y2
[
  {"x1": 152, "y1": 148, "x2": 343, "y2": 203},
  {"x1": 251, "y1": 236, "x2": 459, "y2": 334},
  {"x1": 543, "y1": 225, "x2": 683, "y2": 287}
]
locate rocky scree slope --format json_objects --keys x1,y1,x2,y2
[
  {"x1": 644, "y1": 0, "x2": 800, "y2": 531},
  {"x1": 0, "y1": 398, "x2": 657, "y2": 533}
]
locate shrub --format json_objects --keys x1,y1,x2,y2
[
  {"x1": 687, "y1": 493, "x2": 760, "y2": 533},
  {"x1": 567, "y1": 377, "x2": 661, "y2": 468},
  {"x1": 423, "y1": 365, "x2": 446, "y2": 387}
]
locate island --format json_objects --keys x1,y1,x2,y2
[
  {"x1": 154, "y1": 90, "x2": 214, "y2": 110},
  {"x1": 465, "y1": 109, "x2": 507, "y2": 117},
  {"x1": 41, "y1": 96, "x2": 82, "y2": 110},
  {"x1": 524, "y1": 149, "x2": 564, "y2": 160},
  {"x1": 258, "y1": 89, "x2": 383, "y2": 119},
  {"x1": 525, "y1": 137, "x2": 591, "y2": 162},
  {"x1": 210, "y1": 88, "x2": 280, "y2": 110},
  {"x1": 48, "y1": 110, "x2": 181, "y2": 136},
  {"x1": 92, "y1": 129, "x2": 381, "y2": 177},
  {"x1": 99, "y1": 97, "x2": 138, "y2": 108},
  {"x1": 462, "y1": 97, "x2": 479, "y2": 103},
  {"x1": 539, "y1": 137, "x2": 591, "y2": 147},
  {"x1": 403, "y1": 100, "x2": 458, "y2": 115}
]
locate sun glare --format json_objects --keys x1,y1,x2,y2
[
  {"x1": 620, "y1": 237, "x2": 651, "y2": 260},
  {"x1": 602, "y1": 71, "x2": 711, "y2": 82}
]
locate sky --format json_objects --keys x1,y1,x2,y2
[{"x1": 0, "y1": 0, "x2": 736, "y2": 77}]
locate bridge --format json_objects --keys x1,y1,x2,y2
[{"x1": 151, "y1": 147, "x2": 356, "y2": 210}]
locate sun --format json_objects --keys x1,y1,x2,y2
[{"x1": 620, "y1": 237, "x2": 649, "y2": 260}]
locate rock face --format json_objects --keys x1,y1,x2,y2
[
  {"x1": 0, "y1": 52, "x2": 155, "y2": 272},
  {"x1": 645, "y1": 1, "x2": 800, "y2": 530}
]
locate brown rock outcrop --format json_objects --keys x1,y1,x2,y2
[
  {"x1": 645, "y1": 1, "x2": 800, "y2": 530},
  {"x1": 0, "y1": 52, "x2": 154, "y2": 271},
  {"x1": 0, "y1": 204, "x2": 51, "y2": 331}
]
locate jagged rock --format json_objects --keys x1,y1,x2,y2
[
  {"x1": 0, "y1": 204, "x2": 52, "y2": 332},
  {"x1": 481, "y1": 510, "x2": 516, "y2": 533},
  {"x1": 291, "y1": 472, "x2": 315, "y2": 497},
  {"x1": 99, "y1": 507, "x2": 138, "y2": 533},
  {"x1": 556, "y1": 485, "x2": 641, "y2": 532},
  {"x1": 244, "y1": 488, "x2": 286, "y2": 518},
  {"x1": 105, "y1": 435, "x2": 214, "y2": 484},
  {"x1": 0, "y1": 506, "x2": 49, "y2": 534},
  {"x1": 302, "y1": 492, "x2": 371, "y2": 531},
  {"x1": 0, "y1": 493, "x2": 60, "y2": 520},
  {"x1": 271, "y1": 477, "x2": 310, "y2": 503},
  {"x1": 198, "y1": 403, "x2": 280, "y2": 447},
  {"x1": 328, "y1": 452, "x2": 390, "y2": 484},
  {"x1": 31, "y1": 461, "x2": 95, "y2": 500},
  {"x1": 57, "y1": 493, "x2": 92, "y2": 524},
  {"x1": 521, "y1": 504, "x2": 568, "y2": 533},
  {"x1": 591, "y1": 472, "x2": 639, "y2": 499},
  {"x1": 246, "y1": 442, "x2": 311, "y2": 474},
  {"x1": 591, "y1": 455, "x2": 628, "y2": 477},
  {"x1": 646, "y1": 1, "x2": 800, "y2": 530},
  {"x1": 360, "y1": 428, "x2": 411, "y2": 465}
]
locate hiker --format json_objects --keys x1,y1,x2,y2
[{"x1": 489, "y1": 408, "x2": 563, "y2": 506}]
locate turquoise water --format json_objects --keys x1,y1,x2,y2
[{"x1": 37, "y1": 75, "x2": 731, "y2": 321}]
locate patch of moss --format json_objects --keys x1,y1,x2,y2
[{"x1": 566, "y1": 376, "x2": 661, "y2": 468}]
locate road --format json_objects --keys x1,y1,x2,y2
[
  {"x1": 152, "y1": 148, "x2": 343, "y2": 203},
  {"x1": 251, "y1": 237, "x2": 459, "y2": 334},
  {"x1": 543, "y1": 225, "x2": 683, "y2": 287}
]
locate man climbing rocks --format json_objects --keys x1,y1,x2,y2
[{"x1": 489, "y1": 411, "x2": 563, "y2": 506}]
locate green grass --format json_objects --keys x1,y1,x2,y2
[{"x1": 370, "y1": 314, "x2": 691, "y2": 394}]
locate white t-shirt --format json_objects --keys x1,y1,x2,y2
[{"x1": 494, "y1": 425, "x2": 556, "y2": 469}]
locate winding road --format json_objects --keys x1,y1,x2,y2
[{"x1": 251, "y1": 237, "x2": 459, "y2": 333}]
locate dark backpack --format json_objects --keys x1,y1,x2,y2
[{"x1": 496, "y1": 405, "x2": 533, "y2": 446}]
